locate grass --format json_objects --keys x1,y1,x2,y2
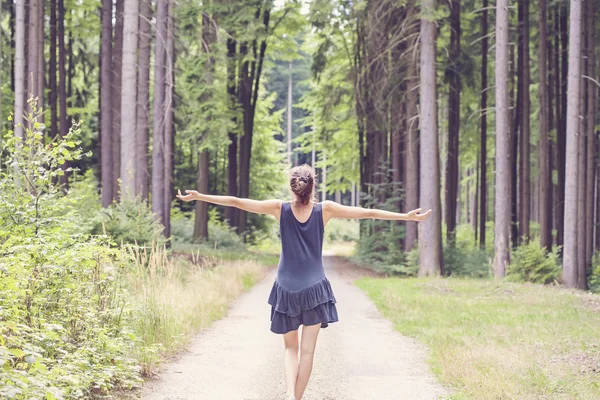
[
  {"x1": 123, "y1": 245, "x2": 272, "y2": 375},
  {"x1": 356, "y1": 277, "x2": 600, "y2": 400}
]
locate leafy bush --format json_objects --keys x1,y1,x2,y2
[
  {"x1": 507, "y1": 240, "x2": 561, "y2": 284},
  {"x1": 589, "y1": 252, "x2": 600, "y2": 293},
  {"x1": 171, "y1": 207, "x2": 245, "y2": 251},
  {"x1": 0, "y1": 111, "x2": 142, "y2": 399},
  {"x1": 444, "y1": 224, "x2": 492, "y2": 278},
  {"x1": 324, "y1": 218, "x2": 359, "y2": 243}
]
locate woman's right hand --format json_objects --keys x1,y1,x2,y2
[
  {"x1": 176, "y1": 189, "x2": 200, "y2": 202},
  {"x1": 406, "y1": 208, "x2": 432, "y2": 221}
]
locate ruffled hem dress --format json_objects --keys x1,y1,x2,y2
[{"x1": 267, "y1": 201, "x2": 339, "y2": 334}]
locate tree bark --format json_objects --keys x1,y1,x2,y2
[
  {"x1": 557, "y1": 3, "x2": 568, "y2": 248},
  {"x1": 152, "y1": 0, "x2": 168, "y2": 227},
  {"x1": 163, "y1": 0, "x2": 175, "y2": 240},
  {"x1": 445, "y1": 0, "x2": 460, "y2": 247},
  {"x1": 493, "y1": 0, "x2": 511, "y2": 278},
  {"x1": 136, "y1": 0, "x2": 152, "y2": 200},
  {"x1": 112, "y1": 0, "x2": 124, "y2": 200},
  {"x1": 100, "y1": 0, "x2": 113, "y2": 206},
  {"x1": 194, "y1": 151, "x2": 210, "y2": 240},
  {"x1": 58, "y1": 0, "x2": 67, "y2": 141},
  {"x1": 27, "y1": 0, "x2": 39, "y2": 108},
  {"x1": 584, "y1": 0, "x2": 595, "y2": 267},
  {"x1": 36, "y1": 0, "x2": 44, "y2": 120},
  {"x1": 194, "y1": 11, "x2": 215, "y2": 242},
  {"x1": 225, "y1": 38, "x2": 238, "y2": 228},
  {"x1": 518, "y1": 0, "x2": 531, "y2": 242},
  {"x1": 120, "y1": 0, "x2": 139, "y2": 199},
  {"x1": 418, "y1": 0, "x2": 443, "y2": 276},
  {"x1": 562, "y1": 0, "x2": 583, "y2": 288},
  {"x1": 14, "y1": 0, "x2": 25, "y2": 139},
  {"x1": 479, "y1": 0, "x2": 488, "y2": 249},
  {"x1": 50, "y1": 0, "x2": 57, "y2": 138},
  {"x1": 539, "y1": 0, "x2": 551, "y2": 249},
  {"x1": 404, "y1": 20, "x2": 419, "y2": 253}
]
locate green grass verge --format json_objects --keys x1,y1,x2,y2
[{"x1": 356, "y1": 277, "x2": 600, "y2": 400}]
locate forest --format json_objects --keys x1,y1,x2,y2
[{"x1": 1, "y1": 0, "x2": 600, "y2": 398}]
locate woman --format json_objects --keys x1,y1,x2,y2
[{"x1": 176, "y1": 164, "x2": 431, "y2": 400}]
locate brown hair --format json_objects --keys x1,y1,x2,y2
[{"x1": 289, "y1": 164, "x2": 317, "y2": 205}]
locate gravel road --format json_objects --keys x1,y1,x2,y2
[{"x1": 141, "y1": 256, "x2": 449, "y2": 400}]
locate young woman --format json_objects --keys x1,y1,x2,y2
[{"x1": 176, "y1": 164, "x2": 431, "y2": 400}]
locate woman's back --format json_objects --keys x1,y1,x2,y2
[{"x1": 276, "y1": 201, "x2": 325, "y2": 291}]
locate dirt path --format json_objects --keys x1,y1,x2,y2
[{"x1": 141, "y1": 255, "x2": 450, "y2": 400}]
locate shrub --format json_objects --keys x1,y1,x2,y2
[
  {"x1": 507, "y1": 240, "x2": 561, "y2": 284},
  {"x1": 0, "y1": 110, "x2": 142, "y2": 399},
  {"x1": 589, "y1": 252, "x2": 600, "y2": 293},
  {"x1": 444, "y1": 224, "x2": 492, "y2": 278},
  {"x1": 170, "y1": 207, "x2": 245, "y2": 251}
]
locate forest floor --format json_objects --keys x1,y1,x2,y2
[{"x1": 136, "y1": 254, "x2": 450, "y2": 400}]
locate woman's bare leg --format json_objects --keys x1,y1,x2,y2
[
  {"x1": 283, "y1": 329, "x2": 299, "y2": 398},
  {"x1": 294, "y1": 324, "x2": 321, "y2": 400}
]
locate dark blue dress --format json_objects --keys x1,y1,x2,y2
[{"x1": 267, "y1": 201, "x2": 339, "y2": 334}]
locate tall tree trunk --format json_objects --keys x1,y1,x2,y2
[
  {"x1": 112, "y1": 0, "x2": 124, "y2": 200},
  {"x1": 14, "y1": 0, "x2": 25, "y2": 139},
  {"x1": 225, "y1": 38, "x2": 238, "y2": 228},
  {"x1": 100, "y1": 0, "x2": 113, "y2": 206},
  {"x1": 479, "y1": 0, "x2": 488, "y2": 249},
  {"x1": 493, "y1": 0, "x2": 511, "y2": 278},
  {"x1": 287, "y1": 62, "x2": 293, "y2": 166},
  {"x1": 152, "y1": 0, "x2": 168, "y2": 227},
  {"x1": 10, "y1": 1, "x2": 15, "y2": 93},
  {"x1": 194, "y1": 11, "x2": 215, "y2": 242},
  {"x1": 163, "y1": 0, "x2": 175, "y2": 239},
  {"x1": 557, "y1": 3, "x2": 568, "y2": 249},
  {"x1": 539, "y1": 0, "x2": 551, "y2": 249},
  {"x1": 562, "y1": 0, "x2": 583, "y2": 288},
  {"x1": 120, "y1": 0, "x2": 139, "y2": 199},
  {"x1": 418, "y1": 0, "x2": 443, "y2": 276},
  {"x1": 445, "y1": 0, "x2": 460, "y2": 247},
  {"x1": 27, "y1": 0, "x2": 39, "y2": 108},
  {"x1": 584, "y1": 0, "x2": 595, "y2": 267},
  {"x1": 404, "y1": 7, "x2": 419, "y2": 253},
  {"x1": 236, "y1": 6, "x2": 271, "y2": 238},
  {"x1": 136, "y1": 0, "x2": 152, "y2": 200},
  {"x1": 58, "y1": 0, "x2": 68, "y2": 175},
  {"x1": 36, "y1": 0, "x2": 44, "y2": 120},
  {"x1": 518, "y1": 0, "x2": 531, "y2": 242},
  {"x1": 50, "y1": 0, "x2": 57, "y2": 138},
  {"x1": 576, "y1": 0, "x2": 588, "y2": 289},
  {"x1": 194, "y1": 151, "x2": 210, "y2": 240},
  {"x1": 511, "y1": 40, "x2": 519, "y2": 249}
]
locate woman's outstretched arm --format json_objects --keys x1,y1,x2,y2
[
  {"x1": 176, "y1": 189, "x2": 282, "y2": 218},
  {"x1": 322, "y1": 200, "x2": 431, "y2": 222}
]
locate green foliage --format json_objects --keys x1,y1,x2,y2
[
  {"x1": 324, "y1": 218, "x2": 359, "y2": 243},
  {"x1": 171, "y1": 208, "x2": 245, "y2": 251},
  {"x1": 0, "y1": 113, "x2": 141, "y2": 399},
  {"x1": 507, "y1": 240, "x2": 561, "y2": 284},
  {"x1": 588, "y1": 253, "x2": 600, "y2": 293},
  {"x1": 444, "y1": 224, "x2": 491, "y2": 278}
]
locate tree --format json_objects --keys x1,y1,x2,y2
[
  {"x1": 538, "y1": 0, "x2": 551, "y2": 249},
  {"x1": 120, "y1": 0, "x2": 139, "y2": 198},
  {"x1": 584, "y1": 0, "x2": 595, "y2": 264},
  {"x1": 404, "y1": 2, "x2": 419, "y2": 253},
  {"x1": 50, "y1": 0, "x2": 58, "y2": 139},
  {"x1": 518, "y1": 0, "x2": 530, "y2": 241},
  {"x1": 100, "y1": 0, "x2": 113, "y2": 206},
  {"x1": 479, "y1": 0, "x2": 488, "y2": 249},
  {"x1": 112, "y1": 0, "x2": 124, "y2": 199},
  {"x1": 163, "y1": 0, "x2": 175, "y2": 239},
  {"x1": 562, "y1": 0, "x2": 583, "y2": 288},
  {"x1": 445, "y1": 0, "x2": 460, "y2": 247},
  {"x1": 136, "y1": 0, "x2": 152, "y2": 200},
  {"x1": 418, "y1": 0, "x2": 443, "y2": 276},
  {"x1": 493, "y1": 0, "x2": 510, "y2": 278},
  {"x1": 152, "y1": 0, "x2": 168, "y2": 227},
  {"x1": 193, "y1": 11, "x2": 216, "y2": 241},
  {"x1": 14, "y1": 0, "x2": 25, "y2": 140}
]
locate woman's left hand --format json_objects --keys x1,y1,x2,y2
[
  {"x1": 176, "y1": 189, "x2": 200, "y2": 202},
  {"x1": 406, "y1": 208, "x2": 432, "y2": 221}
]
